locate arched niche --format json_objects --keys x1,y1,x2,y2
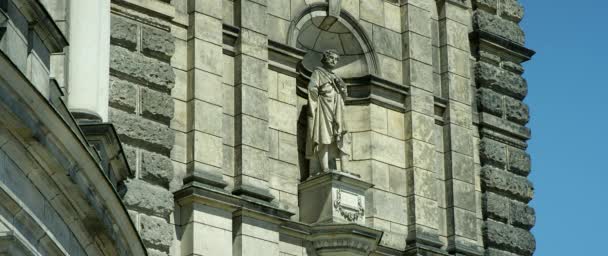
[{"x1": 287, "y1": 3, "x2": 379, "y2": 78}]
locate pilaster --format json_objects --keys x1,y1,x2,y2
[
  {"x1": 233, "y1": 0, "x2": 274, "y2": 201},
  {"x1": 437, "y1": 1, "x2": 482, "y2": 255},
  {"x1": 186, "y1": 0, "x2": 228, "y2": 189},
  {"x1": 400, "y1": 0, "x2": 443, "y2": 249}
]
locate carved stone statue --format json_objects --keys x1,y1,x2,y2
[{"x1": 305, "y1": 50, "x2": 349, "y2": 174}]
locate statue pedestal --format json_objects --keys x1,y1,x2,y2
[{"x1": 299, "y1": 170, "x2": 373, "y2": 225}]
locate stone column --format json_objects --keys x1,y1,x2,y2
[
  {"x1": 67, "y1": 0, "x2": 110, "y2": 121},
  {"x1": 233, "y1": 0, "x2": 273, "y2": 201},
  {"x1": 400, "y1": 0, "x2": 443, "y2": 249},
  {"x1": 438, "y1": 1, "x2": 481, "y2": 254},
  {"x1": 186, "y1": 0, "x2": 227, "y2": 189}
]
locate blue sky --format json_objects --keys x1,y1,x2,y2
[{"x1": 520, "y1": 0, "x2": 608, "y2": 254}]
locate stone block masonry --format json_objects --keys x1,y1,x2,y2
[
  {"x1": 472, "y1": 0, "x2": 536, "y2": 255},
  {"x1": 108, "y1": 4, "x2": 176, "y2": 255}
]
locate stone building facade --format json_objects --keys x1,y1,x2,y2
[{"x1": 0, "y1": 0, "x2": 535, "y2": 255}]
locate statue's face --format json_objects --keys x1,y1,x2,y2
[{"x1": 323, "y1": 52, "x2": 339, "y2": 69}]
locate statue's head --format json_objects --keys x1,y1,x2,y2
[{"x1": 321, "y1": 49, "x2": 340, "y2": 69}]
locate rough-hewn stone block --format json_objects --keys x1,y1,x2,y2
[
  {"x1": 484, "y1": 220, "x2": 535, "y2": 255},
  {"x1": 111, "y1": 15, "x2": 137, "y2": 50},
  {"x1": 510, "y1": 201, "x2": 535, "y2": 229},
  {"x1": 110, "y1": 108, "x2": 174, "y2": 155},
  {"x1": 141, "y1": 150, "x2": 174, "y2": 188},
  {"x1": 140, "y1": 214, "x2": 173, "y2": 252},
  {"x1": 507, "y1": 147, "x2": 531, "y2": 176},
  {"x1": 478, "y1": 87, "x2": 503, "y2": 117},
  {"x1": 499, "y1": 0, "x2": 524, "y2": 22},
  {"x1": 476, "y1": 63, "x2": 527, "y2": 100},
  {"x1": 123, "y1": 179, "x2": 174, "y2": 217},
  {"x1": 474, "y1": 0, "x2": 497, "y2": 11},
  {"x1": 109, "y1": 78, "x2": 137, "y2": 112},
  {"x1": 479, "y1": 138, "x2": 506, "y2": 167},
  {"x1": 480, "y1": 165, "x2": 533, "y2": 202},
  {"x1": 504, "y1": 97, "x2": 529, "y2": 124},
  {"x1": 485, "y1": 248, "x2": 516, "y2": 256},
  {"x1": 483, "y1": 192, "x2": 510, "y2": 222},
  {"x1": 141, "y1": 87, "x2": 174, "y2": 124},
  {"x1": 142, "y1": 26, "x2": 175, "y2": 61},
  {"x1": 110, "y1": 45, "x2": 175, "y2": 91},
  {"x1": 474, "y1": 11, "x2": 524, "y2": 45}
]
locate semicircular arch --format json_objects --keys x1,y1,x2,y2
[{"x1": 287, "y1": 3, "x2": 379, "y2": 77}]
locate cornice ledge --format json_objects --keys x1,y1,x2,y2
[
  {"x1": 470, "y1": 31, "x2": 535, "y2": 63},
  {"x1": 175, "y1": 181, "x2": 295, "y2": 221},
  {"x1": 297, "y1": 72, "x2": 409, "y2": 112},
  {"x1": 478, "y1": 112, "x2": 531, "y2": 141},
  {"x1": 269, "y1": 39, "x2": 306, "y2": 77}
]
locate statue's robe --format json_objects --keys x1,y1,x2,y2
[{"x1": 305, "y1": 67, "x2": 349, "y2": 159}]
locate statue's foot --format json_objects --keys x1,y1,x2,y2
[{"x1": 321, "y1": 168, "x2": 331, "y2": 173}]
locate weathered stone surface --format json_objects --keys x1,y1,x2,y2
[
  {"x1": 485, "y1": 220, "x2": 535, "y2": 255},
  {"x1": 141, "y1": 150, "x2": 174, "y2": 188},
  {"x1": 110, "y1": 45, "x2": 175, "y2": 91},
  {"x1": 507, "y1": 147, "x2": 531, "y2": 176},
  {"x1": 123, "y1": 179, "x2": 174, "y2": 217},
  {"x1": 147, "y1": 248, "x2": 168, "y2": 256},
  {"x1": 474, "y1": 0, "x2": 497, "y2": 11},
  {"x1": 486, "y1": 248, "x2": 517, "y2": 256},
  {"x1": 510, "y1": 201, "x2": 535, "y2": 229},
  {"x1": 140, "y1": 214, "x2": 173, "y2": 252},
  {"x1": 478, "y1": 88, "x2": 503, "y2": 117},
  {"x1": 110, "y1": 108, "x2": 174, "y2": 155},
  {"x1": 122, "y1": 144, "x2": 138, "y2": 173},
  {"x1": 109, "y1": 78, "x2": 137, "y2": 113},
  {"x1": 373, "y1": 26, "x2": 402, "y2": 60},
  {"x1": 142, "y1": 26, "x2": 175, "y2": 61},
  {"x1": 505, "y1": 97, "x2": 529, "y2": 124},
  {"x1": 474, "y1": 10, "x2": 524, "y2": 45},
  {"x1": 475, "y1": 62, "x2": 527, "y2": 100},
  {"x1": 141, "y1": 87, "x2": 174, "y2": 124},
  {"x1": 111, "y1": 15, "x2": 137, "y2": 50},
  {"x1": 481, "y1": 165, "x2": 534, "y2": 202},
  {"x1": 500, "y1": 0, "x2": 524, "y2": 22},
  {"x1": 479, "y1": 138, "x2": 506, "y2": 167},
  {"x1": 483, "y1": 192, "x2": 510, "y2": 222}
]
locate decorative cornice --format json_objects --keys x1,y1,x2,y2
[
  {"x1": 268, "y1": 39, "x2": 306, "y2": 77},
  {"x1": 175, "y1": 180, "x2": 294, "y2": 221},
  {"x1": 478, "y1": 112, "x2": 531, "y2": 141},
  {"x1": 470, "y1": 31, "x2": 535, "y2": 63}
]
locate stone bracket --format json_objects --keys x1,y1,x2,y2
[{"x1": 79, "y1": 123, "x2": 133, "y2": 193}]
